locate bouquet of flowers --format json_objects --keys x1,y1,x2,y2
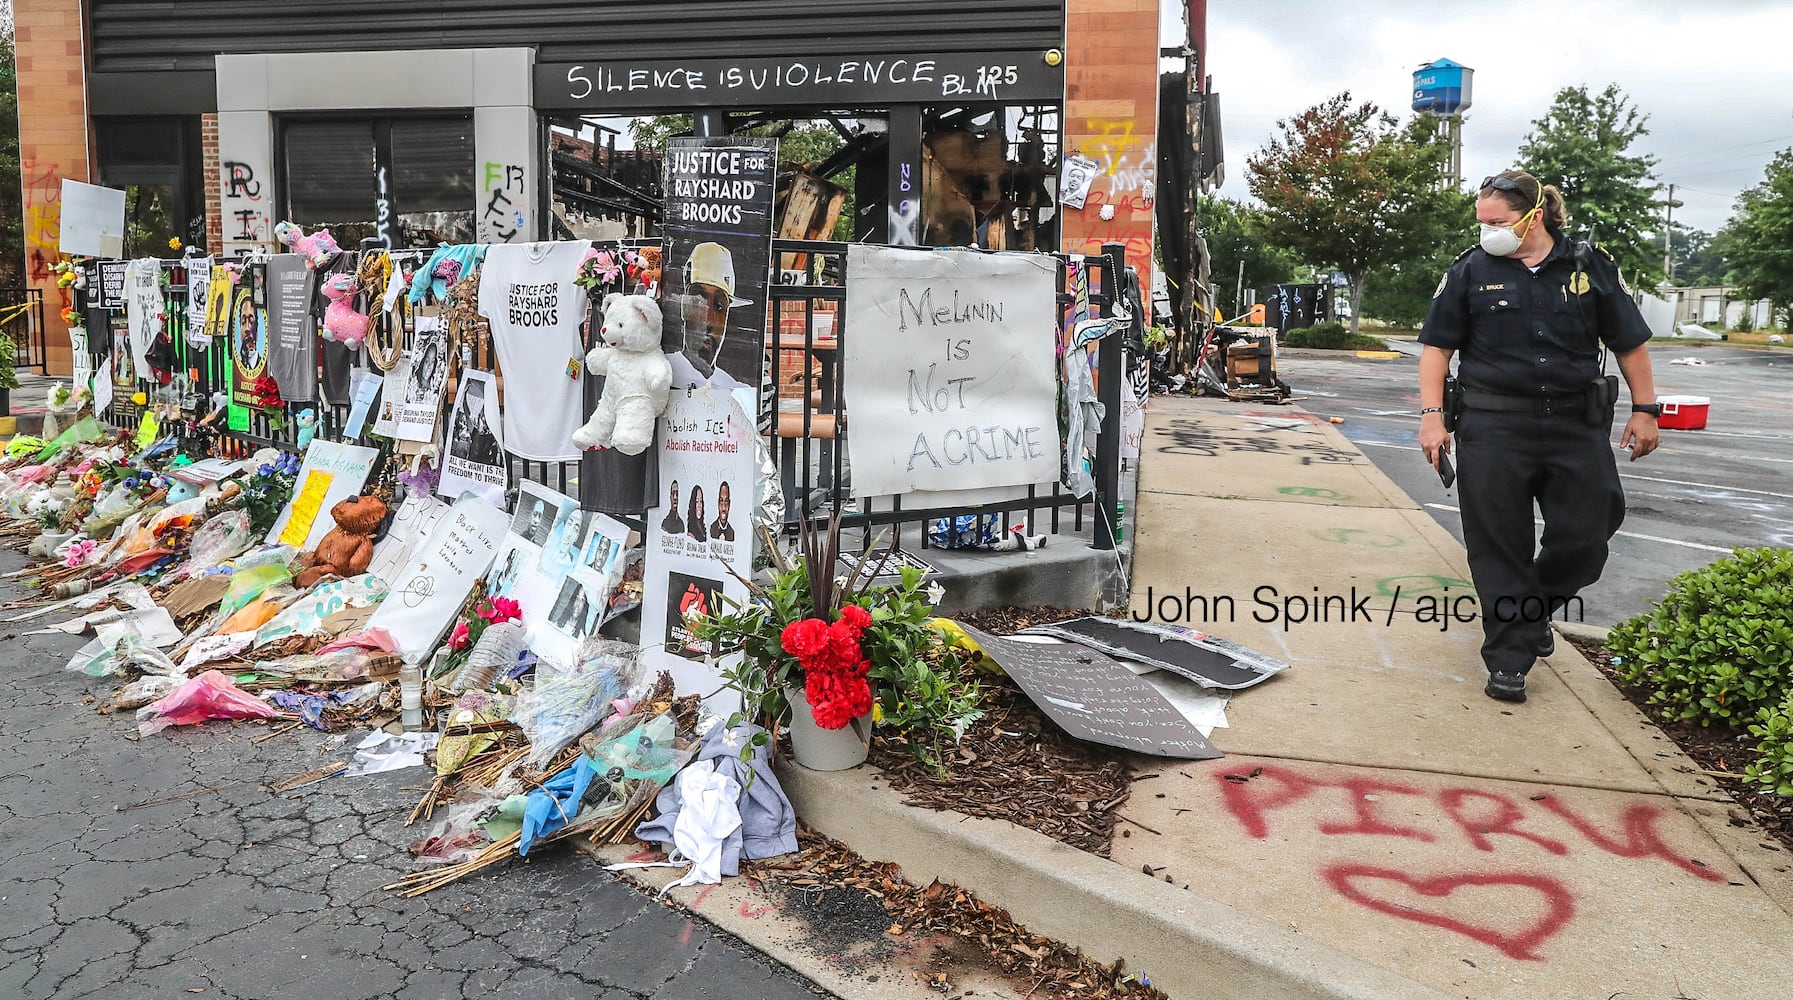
[
  {"x1": 237, "y1": 452, "x2": 301, "y2": 536},
  {"x1": 693, "y1": 513, "x2": 983, "y2": 770}
]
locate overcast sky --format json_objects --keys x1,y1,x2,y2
[{"x1": 1163, "y1": 0, "x2": 1793, "y2": 233}]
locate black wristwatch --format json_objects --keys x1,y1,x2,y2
[{"x1": 1631, "y1": 402, "x2": 1662, "y2": 418}]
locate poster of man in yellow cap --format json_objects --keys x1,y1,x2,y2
[{"x1": 660, "y1": 136, "x2": 778, "y2": 394}]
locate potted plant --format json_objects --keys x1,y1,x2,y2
[{"x1": 694, "y1": 513, "x2": 983, "y2": 773}]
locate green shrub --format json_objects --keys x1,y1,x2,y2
[
  {"x1": 1745, "y1": 691, "x2": 1793, "y2": 795},
  {"x1": 1281, "y1": 323, "x2": 1389, "y2": 351},
  {"x1": 1607, "y1": 548, "x2": 1793, "y2": 726}
]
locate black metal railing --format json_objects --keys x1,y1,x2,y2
[{"x1": 1, "y1": 287, "x2": 46, "y2": 372}]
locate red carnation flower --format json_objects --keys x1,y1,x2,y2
[{"x1": 781, "y1": 617, "x2": 832, "y2": 661}]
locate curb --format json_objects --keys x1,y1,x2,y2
[
  {"x1": 1551, "y1": 619, "x2": 1611, "y2": 643},
  {"x1": 1353, "y1": 350, "x2": 1401, "y2": 359},
  {"x1": 776, "y1": 761, "x2": 1452, "y2": 1000}
]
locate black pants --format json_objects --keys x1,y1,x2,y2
[{"x1": 1455, "y1": 407, "x2": 1626, "y2": 676}]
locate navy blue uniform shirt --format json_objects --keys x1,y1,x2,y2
[{"x1": 1419, "y1": 235, "x2": 1653, "y2": 396}]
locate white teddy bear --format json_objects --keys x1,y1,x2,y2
[{"x1": 571, "y1": 293, "x2": 673, "y2": 456}]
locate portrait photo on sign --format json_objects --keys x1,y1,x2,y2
[
  {"x1": 661, "y1": 570, "x2": 722, "y2": 661},
  {"x1": 509, "y1": 490, "x2": 557, "y2": 547},
  {"x1": 406, "y1": 323, "x2": 449, "y2": 405},
  {"x1": 539, "y1": 504, "x2": 594, "y2": 580},
  {"x1": 546, "y1": 568, "x2": 610, "y2": 638},
  {"x1": 486, "y1": 542, "x2": 529, "y2": 600},
  {"x1": 708, "y1": 479, "x2": 738, "y2": 543},
  {"x1": 447, "y1": 375, "x2": 502, "y2": 466},
  {"x1": 660, "y1": 137, "x2": 777, "y2": 386}
]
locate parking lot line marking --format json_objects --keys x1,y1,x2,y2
[
  {"x1": 1617, "y1": 473, "x2": 1793, "y2": 500},
  {"x1": 1423, "y1": 503, "x2": 1735, "y2": 554}
]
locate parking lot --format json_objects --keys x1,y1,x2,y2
[{"x1": 1276, "y1": 343, "x2": 1793, "y2": 625}]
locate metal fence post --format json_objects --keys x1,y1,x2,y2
[{"x1": 1092, "y1": 243, "x2": 1127, "y2": 551}]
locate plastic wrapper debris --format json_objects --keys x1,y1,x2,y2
[
  {"x1": 137, "y1": 670, "x2": 282, "y2": 735},
  {"x1": 221, "y1": 560, "x2": 294, "y2": 615},
  {"x1": 109, "y1": 675, "x2": 181, "y2": 711},
  {"x1": 36, "y1": 416, "x2": 107, "y2": 460},
  {"x1": 256, "y1": 648, "x2": 398, "y2": 684},
  {"x1": 178, "y1": 632, "x2": 258, "y2": 673},
  {"x1": 217, "y1": 588, "x2": 295, "y2": 634},
  {"x1": 343, "y1": 730, "x2": 439, "y2": 776},
  {"x1": 512, "y1": 638, "x2": 640, "y2": 770},
  {"x1": 410, "y1": 800, "x2": 496, "y2": 865},
  {"x1": 253, "y1": 574, "x2": 390, "y2": 650},
  {"x1": 175, "y1": 510, "x2": 254, "y2": 580},
  {"x1": 435, "y1": 690, "x2": 515, "y2": 776},
  {"x1": 269, "y1": 682, "x2": 383, "y2": 730},
  {"x1": 520, "y1": 713, "x2": 691, "y2": 856},
  {"x1": 113, "y1": 635, "x2": 182, "y2": 676}
]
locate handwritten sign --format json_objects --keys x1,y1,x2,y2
[
  {"x1": 278, "y1": 470, "x2": 336, "y2": 548},
  {"x1": 367, "y1": 495, "x2": 509, "y2": 664},
  {"x1": 263, "y1": 440, "x2": 379, "y2": 552},
  {"x1": 135, "y1": 413, "x2": 161, "y2": 452},
  {"x1": 962, "y1": 627, "x2": 1223, "y2": 760},
  {"x1": 535, "y1": 53, "x2": 1062, "y2": 110},
  {"x1": 367, "y1": 493, "x2": 450, "y2": 586},
  {"x1": 843, "y1": 246, "x2": 1059, "y2": 497}
]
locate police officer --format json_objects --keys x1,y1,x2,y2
[{"x1": 1418, "y1": 169, "x2": 1661, "y2": 704}]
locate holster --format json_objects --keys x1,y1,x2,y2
[
  {"x1": 1443, "y1": 377, "x2": 1464, "y2": 432},
  {"x1": 1586, "y1": 375, "x2": 1620, "y2": 427}
]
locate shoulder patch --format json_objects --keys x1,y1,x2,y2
[{"x1": 1434, "y1": 273, "x2": 1449, "y2": 298}]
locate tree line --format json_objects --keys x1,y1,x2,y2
[{"x1": 1209, "y1": 84, "x2": 1793, "y2": 332}]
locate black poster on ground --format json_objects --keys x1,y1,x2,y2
[{"x1": 660, "y1": 137, "x2": 778, "y2": 400}]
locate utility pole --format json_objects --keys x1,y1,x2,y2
[
  {"x1": 1664, "y1": 182, "x2": 1676, "y2": 284},
  {"x1": 1235, "y1": 259, "x2": 1244, "y2": 317}
]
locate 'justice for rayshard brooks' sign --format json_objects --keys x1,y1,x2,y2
[{"x1": 843, "y1": 246, "x2": 1059, "y2": 498}]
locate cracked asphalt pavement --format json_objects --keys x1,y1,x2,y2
[{"x1": 0, "y1": 550, "x2": 833, "y2": 1000}]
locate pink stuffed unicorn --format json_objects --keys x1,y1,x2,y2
[
  {"x1": 274, "y1": 221, "x2": 342, "y2": 269},
  {"x1": 321, "y1": 274, "x2": 372, "y2": 349}
]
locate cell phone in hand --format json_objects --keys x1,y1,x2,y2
[{"x1": 1437, "y1": 451, "x2": 1456, "y2": 488}]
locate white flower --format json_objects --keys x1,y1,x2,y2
[{"x1": 924, "y1": 581, "x2": 947, "y2": 606}]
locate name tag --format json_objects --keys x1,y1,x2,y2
[{"x1": 1475, "y1": 283, "x2": 1507, "y2": 291}]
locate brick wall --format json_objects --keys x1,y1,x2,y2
[
  {"x1": 1062, "y1": 0, "x2": 1159, "y2": 289},
  {"x1": 202, "y1": 114, "x2": 223, "y2": 253},
  {"x1": 13, "y1": 0, "x2": 94, "y2": 377}
]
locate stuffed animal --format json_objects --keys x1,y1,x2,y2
[
  {"x1": 321, "y1": 274, "x2": 372, "y2": 348},
  {"x1": 571, "y1": 293, "x2": 672, "y2": 456},
  {"x1": 274, "y1": 221, "x2": 343, "y2": 269},
  {"x1": 627, "y1": 246, "x2": 663, "y2": 290},
  {"x1": 294, "y1": 494, "x2": 388, "y2": 589},
  {"x1": 295, "y1": 408, "x2": 318, "y2": 450}
]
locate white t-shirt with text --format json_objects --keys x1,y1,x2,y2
[{"x1": 477, "y1": 241, "x2": 593, "y2": 462}]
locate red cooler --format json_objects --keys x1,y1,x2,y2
[{"x1": 1659, "y1": 395, "x2": 1710, "y2": 430}]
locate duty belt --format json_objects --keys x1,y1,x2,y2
[{"x1": 1460, "y1": 387, "x2": 1586, "y2": 417}]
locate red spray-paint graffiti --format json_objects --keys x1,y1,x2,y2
[
  {"x1": 1322, "y1": 864, "x2": 1577, "y2": 962},
  {"x1": 1214, "y1": 764, "x2": 1727, "y2": 959}
]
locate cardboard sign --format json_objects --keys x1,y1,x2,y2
[
  {"x1": 366, "y1": 495, "x2": 510, "y2": 664},
  {"x1": 263, "y1": 440, "x2": 379, "y2": 552},
  {"x1": 639, "y1": 386, "x2": 755, "y2": 714},
  {"x1": 961, "y1": 626, "x2": 1223, "y2": 760},
  {"x1": 843, "y1": 246, "x2": 1060, "y2": 498},
  {"x1": 58, "y1": 179, "x2": 127, "y2": 258},
  {"x1": 277, "y1": 470, "x2": 336, "y2": 548},
  {"x1": 366, "y1": 493, "x2": 450, "y2": 586},
  {"x1": 397, "y1": 317, "x2": 449, "y2": 442}
]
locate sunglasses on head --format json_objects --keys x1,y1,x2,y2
[{"x1": 1480, "y1": 175, "x2": 1526, "y2": 195}]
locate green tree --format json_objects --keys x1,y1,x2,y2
[
  {"x1": 0, "y1": 18, "x2": 23, "y2": 288},
  {"x1": 1665, "y1": 223, "x2": 1727, "y2": 287},
  {"x1": 1196, "y1": 194, "x2": 1298, "y2": 317},
  {"x1": 1246, "y1": 94, "x2": 1459, "y2": 335},
  {"x1": 1717, "y1": 148, "x2": 1793, "y2": 319},
  {"x1": 1517, "y1": 84, "x2": 1663, "y2": 287}
]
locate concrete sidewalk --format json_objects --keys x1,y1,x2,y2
[{"x1": 1121, "y1": 397, "x2": 1793, "y2": 998}]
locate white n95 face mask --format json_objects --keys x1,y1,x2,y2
[{"x1": 1479, "y1": 223, "x2": 1523, "y2": 257}]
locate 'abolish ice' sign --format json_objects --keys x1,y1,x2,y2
[{"x1": 843, "y1": 246, "x2": 1059, "y2": 497}]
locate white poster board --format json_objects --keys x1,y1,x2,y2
[
  {"x1": 58, "y1": 179, "x2": 127, "y2": 258},
  {"x1": 842, "y1": 245, "x2": 1060, "y2": 498},
  {"x1": 487, "y1": 480, "x2": 633, "y2": 669},
  {"x1": 366, "y1": 492, "x2": 451, "y2": 586},
  {"x1": 69, "y1": 327, "x2": 94, "y2": 394},
  {"x1": 366, "y1": 495, "x2": 509, "y2": 664},
  {"x1": 263, "y1": 439, "x2": 381, "y2": 552},
  {"x1": 639, "y1": 386, "x2": 755, "y2": 714}
]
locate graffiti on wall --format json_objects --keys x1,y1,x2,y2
[
  {"x1": 1213, "y1": 763, "x2": 1727, "y2": 961},
  {"x1": 221, "y1": 158, "x2": 271, "y2": 251},
  {"x1": 23, "y1": 159, "x2": 64, "y2": 284},
  {"x1": 481, "y1": 162, "x2": 527, "y2": 243}
]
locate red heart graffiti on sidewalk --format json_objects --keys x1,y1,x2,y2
[{"x1": 1321, "y1": 864, "x2": 1577, "y2": 961}]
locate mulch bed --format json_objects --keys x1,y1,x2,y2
[
  {"x1": 1569, "y1": 636, "x2": 1793, "y2": 854},
  {"x1": 869, "y1": 606, "x2": 1137, "y2": 858},
  {"x1": 747, "y1": 827, "x2": 1166, "y2": 1000}
]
